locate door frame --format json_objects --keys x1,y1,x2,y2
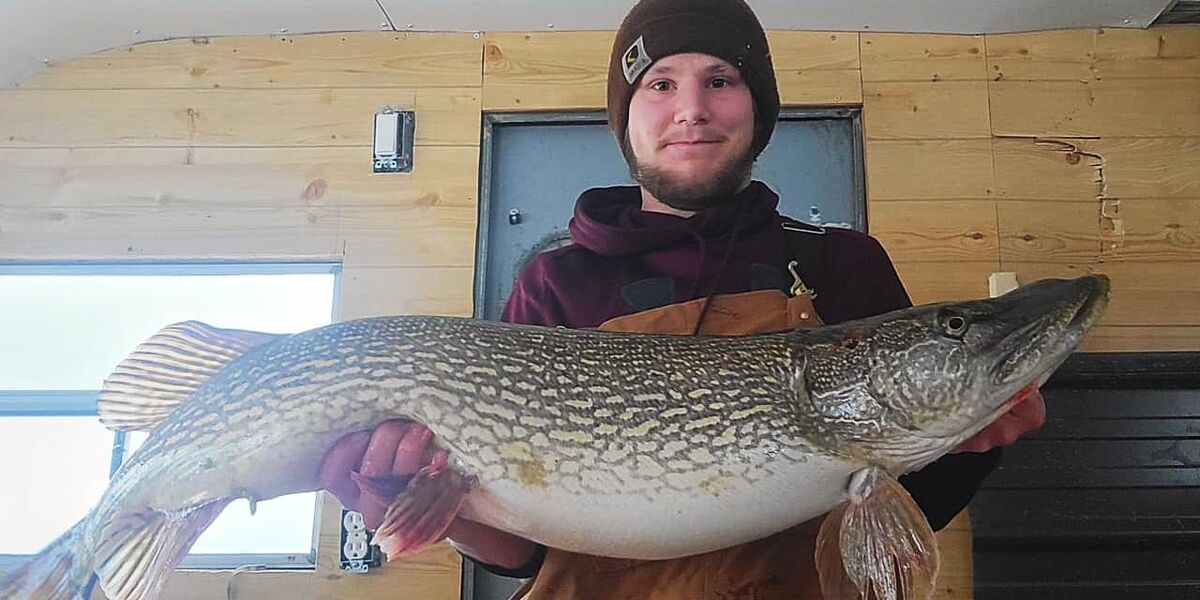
[{"x1": 473, "y1": 107, "x2": 866, "y2": 321}]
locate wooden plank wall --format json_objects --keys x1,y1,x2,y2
[{"x1": 0, "y1": 23, "x2": 1196, "y2": 600}]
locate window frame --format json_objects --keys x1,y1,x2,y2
[{"x1": 0, "y1": 261, "x2": 342, "y2": 573}]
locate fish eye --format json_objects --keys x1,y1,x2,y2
[{"x1": 942, "y1": 314, "x2": 970, "y2": 338}]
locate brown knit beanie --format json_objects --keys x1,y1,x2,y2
[{"x1": 607, "y1": 0, "x2": 779, "y2": 161}]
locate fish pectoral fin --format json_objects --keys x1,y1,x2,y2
[
  {"x1": 370, "y1": 458, "x2": 476, "y2": 561},
  {"x1": 95, "y1": 501, "x2": 229, "y2": 600},
  {"x1": 814, "y1": 467, "x2": 940, "y2": 600},
  {"x1": 97, "y1": 321, "x2": 283, "y2": 432}
]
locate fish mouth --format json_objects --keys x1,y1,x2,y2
[
  {"x1": 1068, "y1": 275, "x2": 1109, "y2": 331},
  {"x1": 989, "y1": 275, "x2": 1110, "y2": 392}
]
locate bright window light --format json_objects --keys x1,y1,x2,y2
[
  {"x1": 0, "y1": 266, "x2": 337, "y2": 562},
  {"x1": 0, "y1": 272, "x2": 337, "y2": 390},
  {"x1": 0, "y1": 417, "x2": 114, "y2": 554}
]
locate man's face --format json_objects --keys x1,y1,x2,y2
[{"x1": 625, "y1": 53, "x2": 756, "y2": 210}]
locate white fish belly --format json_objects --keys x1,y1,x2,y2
[{"x1": 460, "y1": 454, "x2": 857, "y2": 560}]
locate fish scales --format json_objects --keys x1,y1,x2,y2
[{"x1": 112, "y1": 318, "x2": 825, "y2": 515}]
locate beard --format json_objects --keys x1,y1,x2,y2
[{"x1": 623, "y1": 138, "x2": 755, "y2": 212}]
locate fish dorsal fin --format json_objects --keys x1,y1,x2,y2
[
  {"x1": 97, "y1": 321, "x2": 281, "y2": 432},
  {"x1": 815, "y1": 467, "x2": 940, "y2": 600}
]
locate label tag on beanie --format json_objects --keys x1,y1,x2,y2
[{"x1": 622, "y1": 36, "x2": 653, "y2": 84}]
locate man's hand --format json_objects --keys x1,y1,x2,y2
[
  {"x1": 319, "y1": 419, "x2": 542, "y2": 571},
  {"x1": 952, "y1": 385, "x2": 1046, "y2": 454},
  {"x1": 320, "y1": 419, "x2": 439, "y2": 529}
]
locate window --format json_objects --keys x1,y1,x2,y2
[{"x1": 0, "y1": 263, "x2": 338, "y2": 571}]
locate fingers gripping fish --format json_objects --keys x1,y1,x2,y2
[{"x1": 0, "y1": 275, "x2": 1110, "y2": 600}]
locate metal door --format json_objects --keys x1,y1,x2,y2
[{"x1": 475, "y1": 108, "x2": 865, "y2": 322}]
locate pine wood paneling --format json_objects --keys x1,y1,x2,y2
[
  {"x1": 893, "y1": 261, "x2": 997, "y2": 304},
  {"x1": 990, "y1": 78, "x2": 1200, "y2": 138},
  {"x1": 769, "y1": 31, "x2": 862, "y2": 105},
  {"x1": 337, "y1": 266, "x2": 475, "y2": 320},
  {"x1": 0, "y1": 146, "x2": 478, "y2": 210},
  {"x1": 988, "y1": 26, "x2": 1200, "y2": 82},
  {"x1": 0, "y1": 87, "x2": 481, "y2": 148},
  {"x1": 866, "y1": 140, "x2": 995, "y2": 200},
  {"x1": 1080, "y1": 325, "x2": 1200, "y2": 353},
  {"x1": 482, "y1": 32, "x2": 612, "y2": 111},
  {"x1": 869, "y1": 200, "x2": 999, "y2": 262},
  {"x1": 861, "y1": 33, "x2": 987, "y2": 82},
  {"x1": 998, "y1": 199, "x2": 1200, "y2": 264},
  {"x1": 18, "y1": 33, "x2": 483, "y2": 90},
  {"x1": 986, "y1": 30, "x2": 1098, "y2": 81},
  {"x1": 863, "y1": 81, "x2": 992, "y2": 139}
]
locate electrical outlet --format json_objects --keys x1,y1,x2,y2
[
  {"x1": 339, "y1": 509, "x2": 383, "y2": 573},
  {"x1": 343, "y1": 510, "x2": 366, "y2": 533},
  {"x1": 344, "y1": 531, "x2": 370, "y2": 561}
]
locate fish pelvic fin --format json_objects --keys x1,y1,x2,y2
[
  {"x1": 95, "y1": 500, "x2": 229, "y2": 600},
  {"x1": 97, "y1": 321, "x2": 282, "y2": 432},
  {"x1": 815, "y1": 467, "x2": 940, "y2": 600},
  {"x1": 371, "y1": 451, "x2": 476, "y2": 560},
  {"x1": 0, "y1": 519, "x2": 89, "y2": 600}
]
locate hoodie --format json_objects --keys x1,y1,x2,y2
[{"x1": 501, "y1": 181, "x2": 914, "y2": 329}]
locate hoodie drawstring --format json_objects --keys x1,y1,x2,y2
[{"x1": 690, "y1": 201, "x2": 749, "y2": 336}]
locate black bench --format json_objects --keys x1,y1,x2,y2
[{"x1": 971, "y1": 352, "x2": 1200, "y2": 599}]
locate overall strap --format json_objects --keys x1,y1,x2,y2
[{"x1": 780, "y1": 217, "x2": 828, "y2": 299}]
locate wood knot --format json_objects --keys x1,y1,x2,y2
[
  {"x1": 485, "y1": 44, "x2": 503, "y2": 60},
  {"x1": 416, "y1": 193, "x2": 439, "y2": 206},
  {"x1": 969, "y1": 232, "x2": 985, "y2": 240},
  {"x1": 190, "y1": 66, "x2": 208, "y2": 77},
  {"x1": 303, "y1": 178, "x2": 328, "y2": 201},
  {"x1": 1021, "y1": 233, "x2": 1036, "y2": 242},
  {"x1": 1065, "y1": 152, "x2": 1082, "y2": 165}
]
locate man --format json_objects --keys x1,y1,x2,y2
[{"x1": 320, "y1": 0, "x2": 1046, "y2": 597}]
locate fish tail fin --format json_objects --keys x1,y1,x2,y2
[
  {"x1": 815, "y1": 467, "x2": 940, "y2": 600},
  {"x1": 0, "y1": 518, "x2": 92, "y2": 600},
  {"x1": 92, "y1": 500, "x2": 229, "y2": 600}
]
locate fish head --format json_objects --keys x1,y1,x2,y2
[{"x1": 793, "y1": 274, "x2": 1109, "y2": 471}]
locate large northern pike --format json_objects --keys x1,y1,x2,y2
[{"x1": 2, "y1": 275, "x2": 1109, "y2": 600}]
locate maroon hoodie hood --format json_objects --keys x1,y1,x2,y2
[{"x1": 567, "y1": 181, "x2": 781, "y2": 258}]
